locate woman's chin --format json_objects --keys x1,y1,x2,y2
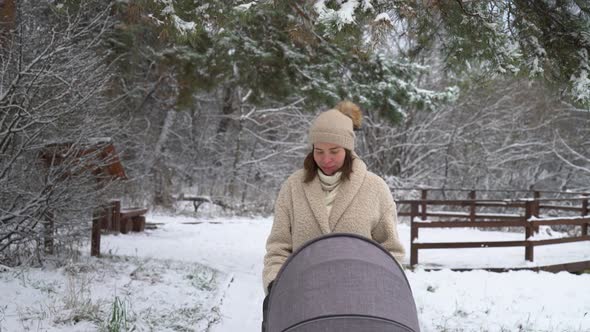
[{"x1": 320, "y1": 168, "x2": 335, "y2": 175}]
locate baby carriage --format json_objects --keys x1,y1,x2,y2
[{"x1": 265, "y1": 233, "x2": 420, "y2": 332}]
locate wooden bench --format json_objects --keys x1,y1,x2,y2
[
  {"x1": 96, "y1": 200, "x2": 147, "y2": 234},
  {"x1": 176, "y1": 194, "x2": 229, "y2": 214},
  {"x1": 91, "y1": 200, "x2": 148, "y2": 256},
  {"x1": 120, "y1": 207, "x2": 148, "y2": 234}
]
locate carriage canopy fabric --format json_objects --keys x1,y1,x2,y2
[{"x1": 267, "y1": 233, "x2": 420, "y2": 332}]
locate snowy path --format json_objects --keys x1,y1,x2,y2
[
  {"x1": 101, "y1": 215, "x2": 271, "y2": 331},
  {"x1": 99, "y1": 214, "x2": 590, "y2": 332}
]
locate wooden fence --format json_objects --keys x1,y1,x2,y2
[{"x1": 396, "y1": 189, "x2": 590, "y2": 267}]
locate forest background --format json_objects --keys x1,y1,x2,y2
[{"x1": 1, "y1": 0, "x2": 590, "y2": 265}]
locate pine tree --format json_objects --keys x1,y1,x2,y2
[
  {"x1": 107, "y1": 0, "x2": 455, "y2": 119},
  {"x1": 269, "y1": 0, "x2": 590, "y2": 107}
]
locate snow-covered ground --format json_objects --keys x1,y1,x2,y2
[
  {"x1": 0, "y1": 253, "x2": 221, "y2": 331},
  {"x1": 1, "y1": 213, "x2": 589, "y2": 331}
]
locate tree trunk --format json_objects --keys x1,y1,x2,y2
[
  {"x1": 152, "y1": 109, "x2": 176, "y2": 207},
  {"x1": 217, "y1": 86, "x2": 237, "y2": 134}
]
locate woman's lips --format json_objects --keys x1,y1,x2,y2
[{"x1": 322, "y1": 165, "x2": 335, "y2": 173}]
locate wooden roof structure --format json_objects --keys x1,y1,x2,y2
[
  {"x1": 0, "y1": 0, "x2": 16, "y2": 38},
  {"x1": 39, "y1": 139, "x2": 127, "y2": 181}
]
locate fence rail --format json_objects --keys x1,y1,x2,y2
[{"x1": 395, "y1": 189, "x2": 590, "y2": 267}]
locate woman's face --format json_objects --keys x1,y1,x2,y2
[{"x1": 313, "y1": 142, "x2": 346, "y2": 176}]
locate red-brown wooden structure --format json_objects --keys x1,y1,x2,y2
[{"x1": 38, "y1": 139, "x2": 143, "y2": 257}]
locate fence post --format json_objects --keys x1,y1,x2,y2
[
  {"x1": 91, "y1": 207, "x2": 103, "y2": 257},
  {"x1": 469, "y1": 190, "x2": 476, "y2": 223},
  {"x1": 43, "y1": 211, "x2": 54, "y2": 255},
  {"x1": 410, "y1": 202, "x2": 419, "y2": 266},
  {"x1": 110, "y1": 200, "x2": 121, "y2": 233},
  {"x1": 532, "y1": 198, "x2": 540, "y2": 233},
  {"x1": 420, "y1": 189, "x2": 428, "y2": 221},
  {"x1": 524, "y1": 201, "x2": 534, "y2": 262},
  {"x1": 533, "y1": 190, "x2": 541, "y2": 233},
  {"x1": 99, "y1": 202, "x2": 109, "y2": 230},
  {"x1": 582, "y1": 196, "x2": 588, "y2": 236}
]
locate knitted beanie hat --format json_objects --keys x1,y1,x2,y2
[{"x1": 308, "y1": 101, "x2": 363, "y2": 151}]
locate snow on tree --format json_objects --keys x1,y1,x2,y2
[
  {"x1": 230, "y1": 0, "x2": 590, "y2": 107},
  {"x1": 0, "y1": 0, "x2": 121, "y2": 265},
  {"x1": 100, "y1": 0, "x2": 590, "y2": 212}
]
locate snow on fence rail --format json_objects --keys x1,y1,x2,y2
[{"x1": 395, "y1": 189, "x2": 590, "y2": 269}]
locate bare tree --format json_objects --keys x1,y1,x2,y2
[
  {"x1": 551, "y1": 114, "x2": 590, "y2": 191},
  {"x1": 0, "y1": 1, "x2": 119, "y2": 266},
  {"x1": 356, "y1": 78, "x2": 590, "y2": 198},
  {"x1": 173, "y1": 97, "x2": 310, "y2": 213}
]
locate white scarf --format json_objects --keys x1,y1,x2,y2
[{"x1": 318, "y1": 171, "x2": 342, "y2": 216}]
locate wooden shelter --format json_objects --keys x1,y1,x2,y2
[
  {"x1": 40, "y1": 139, "x2": 127, "y2": 182},
  {"x1": 0, "y1": 0, "x2": 17, "y2": 47},
  {"x1": 39, "y1": 139, "x2": 128, "y2": 256}
]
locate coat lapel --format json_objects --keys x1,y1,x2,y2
[
  {"x1": 303, "y1": 177, "x2": 330, "y2": 234},
  {"x1": 328, "y1": 158, "x2": 367, "y2": 231}
]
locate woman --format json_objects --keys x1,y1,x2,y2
[{"x1": 261, "y1": 101, "x2": 405, "y2": 330}]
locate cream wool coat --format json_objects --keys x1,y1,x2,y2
[{"x1": 262, "y1": 157, "x2": 405, "y2": 292}]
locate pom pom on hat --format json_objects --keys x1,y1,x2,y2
[
  {"x1": 308, "y1": 101, "x2": 363, "y2": 151},
  {"x1": 334, "y1": 100, "x2": 362, "y2": 130}
]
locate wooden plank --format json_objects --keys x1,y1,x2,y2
[
  {"x1": 410, "y1": 201, "x2": 419, "y2": 266},
  {"x1": 120, "y1": 217, "x2": 132, "y2": 234},
  {"x1": 421, "y1": 190, "x2": 428, "y2": 220},
  {"x1": 100, "y1": 204, "x2": 111, "y2": 230},
  {"x1": 582, "y1": 198, "x2": 589, "y2": 236},
  {"x1": 414, "y1": 220, "x2": 526, "y2": 228},
  {"x1": 399, "y1": 197, "x2": 590, "y2": 205},
  {"x1": 526, "y1": 197, "x2": 590, "y2": 202},
  {"x1": 111, "y1": 200, "x2": 121, "y2": 233},
  {"x1": 530, "y1": 218, "x2": 590, "y2": 227},
  {"x1": 120, "y1": 208, "x2": 148, "y2": 219},
  {"x1": 531, "y1": 235, "x2": 590, "y2": 246},
  {"x1": 400, "y1": 211, "x2": 523, "y2": 220},
  {"x1": 177, "y1": 196, "x2": 211, "y2": 202},
  {"x1": 525, "y1": 201, "x2": 534, "y2": 262},
  {"x1": 475, "y1": 202, "x2": 526, "y2": 208},
  {"x1": 132, "y1": 216, "x2": 146, "y2": 232},
  {"x1": 411, "y1": 245, "x2": 418, "y2": 266},
  {"x1": 415, "y1": 237, "x2": 588, "y2": 250},
  {"x1": 397, "y1": 199, "x2": 526, "y2": 208},
  {"x1": 537, "y1": 260, "x2": 590, "y2": 273},
  {"x1": 531, "y1": 200, "x2": 540, "y2": 233},
  {"x1": 539, "y1": 205, "x2": 583, "y2": 212},
  {"x1": 419, "y1": 260, "x2": 590, "y2": 274},
  {"x1": 414, "y1": 240, "x2": 527, "y2": 249},
  {"x1": 424, "y1": 212, "x2": 523, "y2": 220}
]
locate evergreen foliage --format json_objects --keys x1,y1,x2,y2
[
  {"x1": 107, "y1": 0, "x2": 455, "y2": 118},
  {"x1": 296, "y1": 0, "x2": 590, "y2": 107}
]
